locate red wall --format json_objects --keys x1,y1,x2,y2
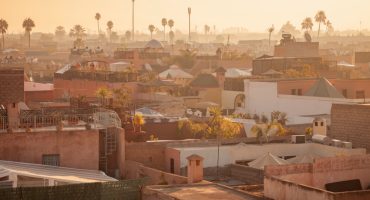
[{"x1": 25, "y1": 91, "x2": 54, "y2": 104}]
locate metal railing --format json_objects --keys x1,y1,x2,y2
[{"x1": 0, "y1": 108, "x2": 121, "y2": 131}]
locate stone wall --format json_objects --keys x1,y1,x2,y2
[{"x1": 330, "y1": 104, "x2": 370, "y2": 152}]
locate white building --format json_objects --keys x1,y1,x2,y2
[{"x1": 243, "y1": 79, "x2": 368, "y2": 124}]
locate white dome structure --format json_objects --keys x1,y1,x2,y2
[
  {"x1": 159, "y1": 65, "x2": 194, "y2": 79},
  {"x1": 145, "y1": 39, "x2": 164, "y2": 49}
]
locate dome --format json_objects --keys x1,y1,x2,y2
[{"x1": 145, "y1": 39, "x2": 164, "y2": 49}]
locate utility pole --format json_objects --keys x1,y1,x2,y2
[
  {"x1": 132, "y1": 0, "x2": 135, "y2": 41},
  {"x1": 188, "y1": 7, "x2": 191, "y2": 42}
]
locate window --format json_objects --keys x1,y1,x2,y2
[
  {"x1": 342, "y1": 89, "x2": 347, "y2": 98},
  {"x1": 297, "y1": 89, "x2": 302, "y2": 96},
  {"x1": 321, "y1": 122, "x2": 324, "y2": 126},
  {"x1": 291, "y1": 89, "x2": 296, "y2": 95},
  {"x1": 356, "y1": 90, "x2": 365, "y2": 99},
  {"x1": 315, "y1": 122, "x2": 318, "y2": 126},
  {"x1": 42, "y1": 154, "x2": 60, "y2": 166},
  {"x1": 196, "y1": 160, "x2": 200, "y2": 166},
  {"x1": 170, "y1": 159, "x2": 175, "y2": 174}
]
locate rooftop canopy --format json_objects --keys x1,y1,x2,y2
[
  {"x1": 304, "y1": 77, "x2": 345, "y2": 98},
  {"x1": 0, "y1": 160, "x2": 117, "y2": 184}
]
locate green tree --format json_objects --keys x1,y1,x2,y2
[
  {"x1": 112, "y1": 85, "x2": 131, "y2": 108},
  {"x1": 69, "y1": 25, "x2": 86, "y2": 48},
  {"x1": 173, "y1": 49, "x2": 197, "y2": 68},
  {"x1": 0, "y1": 19, "x2": 8, "y2": 49},
  {"x1": 96, "y1": 87, "x2": 111, "y2": 107},
  {"x1": 22, "y1": 18, "x2": 35, "y2": 48},
  {"x1": 315, "y1": 10, "x2": 327, "y2": 39}
]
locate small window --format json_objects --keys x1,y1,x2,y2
[
  {"x1": 291, "y1": 89, "x2": 296, "y2": 95},
  {"x1": 297, "y1": 89, "x2": 302, "y2": 96},
  {"x1": 315, "y1": 122, "x2": 318, "y2": 126},
  {"x1": 196, "y1": 160, "x2": 200, "y2": 166},
  {"x1": 342, "y1": 89, "x2": 348, "y2": 98},
  {"x1": 12, "y1": 103, "x2": 16, "y2": 108},
  {"x1": 356, "y1": 90, "x2": 365, "y2": 99},
  {"x1": 42, "y1": 154, "x2": 60, "y2": 166},
  {"x1": 321, "y1": 122, "x2": 324, "y2": 126}
]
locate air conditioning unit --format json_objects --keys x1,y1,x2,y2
[
  {"x1": 312, "y1": 134, "x2": 330, "y2": 145},
  {"x1": 332, "y1": 139, "x2": 342, "y2": 147},
  {"x1": 342, "y1": 142, "x2": 352, "y2": 149},
  {"x1": 292, "y1": 135, "x2": 306, "y2": 144}
]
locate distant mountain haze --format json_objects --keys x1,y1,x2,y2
[{"x1": 2, "y1": 0, "x2": 369, "y2": 33}]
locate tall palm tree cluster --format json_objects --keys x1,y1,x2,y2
[
  {"x1": 300, "y1": 10, "x2": 333, "y2": 40},
  {"x1": 0, "y1": 19, "x2": 8, "y2": 49},
  {"x1": 147, "y1": 18, "x2": 175, "y2": 43}
]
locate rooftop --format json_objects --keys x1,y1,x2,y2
[{"x1": 144, "y1": 183, "x2": 260, "y2": 200}]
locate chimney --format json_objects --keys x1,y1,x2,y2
[
  {"x1": 186, "y1": 154, "x2": 204, "y2": 183},
  {"x1": 312, "y1": 117, "x2": 327, "y2": 136},
  {"x1": 214, "y1": 67, "x2": 226, "y2": 89}
]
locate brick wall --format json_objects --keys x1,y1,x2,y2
[
  {"x1": 0, "y1": 69, "x2": 24, "y2": 105},
  {"x1": 330, "y1": 104, "x2": 370, "y2": 152}
]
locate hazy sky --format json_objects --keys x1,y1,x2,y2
[{"x1": 2, "y1": 0, "x2": 370, "y2": 34}]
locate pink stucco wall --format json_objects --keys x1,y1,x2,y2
[
  {"x1": 124, "y1": 160, "x2": 188, "y2": 185},
  {"x1": 264, "y1": 155, "x2": 370, "y2": 200},
  {"x1": 0, "y1": 129, "x2": 100, "y2": 170}
]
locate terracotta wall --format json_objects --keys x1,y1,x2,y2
[
  {"x1": 25, "y1": 90, "x2": 54, "y2": 104},
  {"x1": 0, "y1": 130, "x2": 100, "y2": 170},
  {"x1": 53, "y1": 78, "x2": 138, "y2": 99},
  {"x1": 264, "y1": 155, "x2": 370, "y2": 200},
  {"x1": 124, "y1": 160, "x2": 188, "y2": 185},
  {"x1": 277, "y1": 79, "x2": 370, "y2": 99},
  {"x1": 164, "y1": 148, "x2": 181, "y2": 174},
  {"x1": 125, "y1": 142, "x2": 167, "y2": 171}
]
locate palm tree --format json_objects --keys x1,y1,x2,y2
[
  {"x1": 168, "y1": 19, "x2": 174, "y2": 31},
  {"x1": 204, "y1": 25, "x2": 210, "y2": 42},
  {"x1": 0, "y1": 19, "x2": 8, "y2": 49},
  {"x1": 268, "y1": 25, "x2": 274, "y2": 47},
  {"x1": 55, "y1": 26, "x2": 66, "y2": 39},
  {"x1": 161, "y1": 18, "x2": 167, "y2": 41},
  {"x1": 169, "y1": 31, "x2": 175, "y2": 45},
  {"x1": 132, "y1": 0, "x2": 135, "y2": 41},
  {"x1": 96, "y1": 87, "x2": 111, "y2": 107},
  {"x1": 107, "y1": 21, "x2": 113, "y2": 42},
  {"x1": 69, "y1": 25, "x2": 86, "y2": 48},
  {"x1": 133, "y1": 113, "x2": 145, "y2": 133},
  {"x1": 326, "y1": 20, "x2": 333, "y2": 35},
  {"x1": 301, "y1": 17, "x2": 314, "y2": 32},
  {"x1": 148, "y1": 24, "x2": 155, "y2": 39},
  {"x1": 125, "y1": 31, "x2": 132, "y2": 42},
  {"x1": 95, "y1": 13, "x2": 101, "y2": 34},
  {"x1": 315, "y1": 10, "x2": 327, "y2": 40},
  {"x1": 22, "y1": 18, "x2": 35, "y2": 48}
]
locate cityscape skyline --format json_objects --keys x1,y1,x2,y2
[{"x1": 2, "y1": 0, "x2": 370, "y2": 34}]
